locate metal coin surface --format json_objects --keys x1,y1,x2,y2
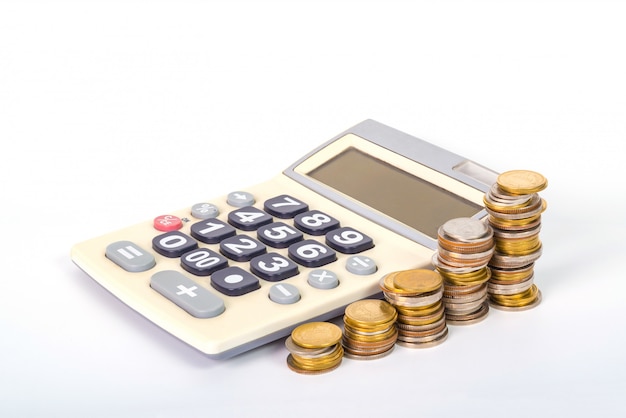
[
  {"x1": 497, "y1": 170, "x2": 548, "y2": 195},
  {"x1": 291, "y1": 322, "x2": 342, "y2": 349},
  {"x1": 442, "y1": 218, "x2": 491, "y2": 241},
  {"x1": 344, "y1": 299, "x2": 397, "y2": 327}
]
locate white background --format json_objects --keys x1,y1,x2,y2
[{"x1": 1, "y1": 1, "x2": 625, "y2": 417}]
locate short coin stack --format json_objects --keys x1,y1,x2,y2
[
  {"x1": 342, "y1": 299, "x2": 398, "y2": 359},
  {"x1": 380, "y1": 269, "x2": 448, "y2": 348},
  {"x1": 285, "y1": 322, "x2": 344, "y2": 374},
  {"x1": 484, "y1": 170, "x2": 547, "y2": 311},
  {"x1": 432, "y1": 218, "x2": 495, "y2": 325}
]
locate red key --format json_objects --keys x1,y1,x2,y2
[{"x1": 154, "y1": 215, "x2": 183, "y2": 232}]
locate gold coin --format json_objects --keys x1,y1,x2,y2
[
  {"x1": 291, "y1": 345, "x2": 344, "y2": 368},
  {"x1": 344, "y1": 299, "x2": 397, "y2": 327},
  {"x1": 291, "y1": 322, "x2": 342, "y2": 349},
  {"x1": 497, "y1": 170, "x2": 548, "y2": 195},
  {"x1": 489, "y1": 284, "x2": 540, "y2": 307},
  {"x1": 392, "y1": 269, "x2": 443, "y2": 294},
  {"x1": 287, "y1": 353, "x2": 342, "y2": 374},
  {"x1": 394, "y1": 301, "x2": 442, "y2": 316},
  {"x1": 343, "y1": 325, "x2": 397, "y2": 343}
]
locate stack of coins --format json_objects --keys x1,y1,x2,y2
[
  {"x1": 380, "y1": 269, "x2": 448, "y2": 348},
  {"x1": 432, "y1": 217, "x2": 495, "y2": 325},
  {"x1": 285, "y1": 322, "x2": 344, "y2": 374},
  {"x1": 342, "y1": 299, "x2": 398, "y2": 359},
  {"x1": 483, "y1": 170, "x2": 547, "y2": 311}
]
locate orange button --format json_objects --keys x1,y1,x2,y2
[{"x1": 154, "y1": 215, "x2": 183, "y2": 231}]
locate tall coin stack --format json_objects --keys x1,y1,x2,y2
[
  {"x1": 342, "y1": 299, "x2": 398, "y2": 359},
  {"x1": 432, "y1": 218, "x2": 495, "y2": 325},
  {"x1": 484, "y1": 170, "x2": 548, "y2": 311},
  {"x1": 285, "y1": 322, "x2": 344, "y2": 374},
  {"x1": 380, "y1": 269, "x2": 448, "y2": 348}
]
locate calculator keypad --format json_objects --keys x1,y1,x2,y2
[
  {"x1": 219, "y1": 235, "x2": 267, "y2": 262},
  {"x1": 152, "y1": 231, "x2": 198, "y2": 258},
  {"x1": 294, "y1": 210, "x2": 341, "y2": 235},
  {"x1": 151, "y1": 270, "x2": 225, "y2": 318},
  {"x1": 190, "y1": 219, "x2": 236, "y2": 244},
  {"x1": 257, "y1": 222, "x2": 303, "y2": 248},
  {"x1": 180, "y1": 248, "x2": 229, "y2": 276},
  {"x1": 268, "y1": 283, "x2": 300, "y2": 304},
  {"x1": 106, "y1": 241, "x2": 156, "y2": 272},
  {"x1": 227, "y1": 207, "x2": 273, "y2": 231},
  {"x1": 250, "y1": 252, "x2": 299, "y2": 282},
  {"x1": 110, "y1": 193, "x2": 376, "y2": 318},
  {"x1": 263, "y1": 195, "x2": 309, "y2": 218},
  {"x1": 325, "y1": 227, "x2": 374, "y2": 254},
  {"x1": 288, "y1": 239, "x2": 337, "y2": 268},
  {"x1": 210, "y1": 266, "x2": 260, "y2": 297}
]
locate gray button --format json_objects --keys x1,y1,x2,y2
[
  {"x1": 106, "y1": 241, "x2": 156, "y2": 272},
  {"x1": 268, "y1": 283, "x2": 300, "y2": 304},
  {"x1": 345, "y1": 255, "x2": 377, "y2": 275},
  {"x1": 227, "y1": 191, "x2": 255, "y2": 207},
  {"x1": 308, "y1": 269, "x2": 339, "y2": 289},
  {"x1": 191, "y1": 202, "x2": 219, "y2": 219},
  {"x1": 150, "y1": 270, "x2": 225, "y2": 318}
]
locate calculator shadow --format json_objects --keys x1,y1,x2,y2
[{"x1": 69, "y1": 260, "x2": 290, "y2": 368}]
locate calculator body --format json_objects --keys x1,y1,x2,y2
[{"x1": 71, "y1": 120, "x2": 497, "y2": 359}]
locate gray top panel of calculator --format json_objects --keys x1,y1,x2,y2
[{"x1": 283, "y1": 119, "x2": 496, "y2": 250}]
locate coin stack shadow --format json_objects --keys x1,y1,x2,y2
[
  {"x1": 380, "y1": 269, "x2": 448, "y2": 348},
  {"x1": 342, "y1": 299, "x2": 398, "y2": 359},
  {"x1": 285, "y1": 322, "x2": 344, "y2": 374},
  {"x1": 432, "y1": 218, "x2": 495, "y2": 325},
  {"x1": 484, "y1": 171, "x2": 548, "y2": 310}
]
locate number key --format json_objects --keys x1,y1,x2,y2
[
  {"x1": 250, "y1": 253, "x2": 299, "y2": 282},
  {"x1": 190, "y1": 219, "x2": 236, "y2": 244},
  {"x1": 264, "y1": 194, "x2": 309, "y2": 218},
  {"x1": 288, "y1": 239, "x2": 337, "y2": 268},
  {"x1": 257, "y1": 222, "x2": 303, "y2": 248},
  {"x1": 181, "y1": 248, "x2": 229, "y2": 276},
  {"x1": 294, "y1": 210, "x2": 340, "y2": 235},
  {"x1": 325, "y1": 227, "x2": 374, "y2": 254},
  {"x1": 219, "y1": 235, "x2": 266, "y2": 262},
  {"x1": 152, "y1": 231, "x2": 198, "y2": 258},
  {"x1": 228, "y1": 207, "x2": 273, "y2": 231}
]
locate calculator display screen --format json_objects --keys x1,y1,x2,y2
[{"x1": 307, "y1": 147, "x2": 482, "y2": 239}]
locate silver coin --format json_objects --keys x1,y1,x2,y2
[
  {"x1": 488, "y1": 274, "x2": 534, "y2": 295},
  {"x1": 489, "y1": 246, "x2": 543, "y2": 269},
  {"x1": 488, "y1": 184, "x2": 533, "y2": 203},
  {"x1": 343, "y1": 345, "x2": 395, "y2": 360},
  {"x1": 443, "y1": 283, "x2": 488, "y2": 299},
  {"x1": 284, "y1": 336, "x2": 338, "y2": 358},
  {"x1": 437, "y1": 246, "x2": 495, "y2": 261},
  {"x1": 432, "y1": 253, "x2": 488, "y2": 274},
  {"x1": 446, "y1": 302, "x2": 490, "y2": 325},
  {"x1": 396, "y1": 327, "x2": 449, "y2": 347},
  {"x1": 493, "y1": 224, "x2": 541, "y2": 239},
  {"x1": 442, "y1": 218, "x2": 491, "y2": 241},
  {"x1": 383, "y1": 289, "x2": 443, "y2": 307},
  {"x1": 395, "y1": 316, "x2": 446, "y2": 332}
]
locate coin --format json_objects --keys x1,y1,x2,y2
[
  {"x1": 442, "y1": 217, "x2": 491, "y2": 241},
  {"x1": 497, "y1": 170, "x2": 548, "y2": 195},
  {"x1": 392, "y1": 269, "x2": 443, "y2": 294},
  {"x1": 286, "y1": 351, "x2": 343, "y2": 375},
  {"x1": 344, "y1": 299, "x2": 397, "y2": 327},
  {"x1": 446, "y1": 302, "x2": 490, "y2": 325},
  {"x1": 489, "y1": 288, "x2": 542, "y2": 311},
  {"x1": 291, "y1": 322, "x2": 342, "y2": 349}
]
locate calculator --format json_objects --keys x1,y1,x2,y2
[{"x1": 71, "y1": 120, "x2": 498, "y2": 359}]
